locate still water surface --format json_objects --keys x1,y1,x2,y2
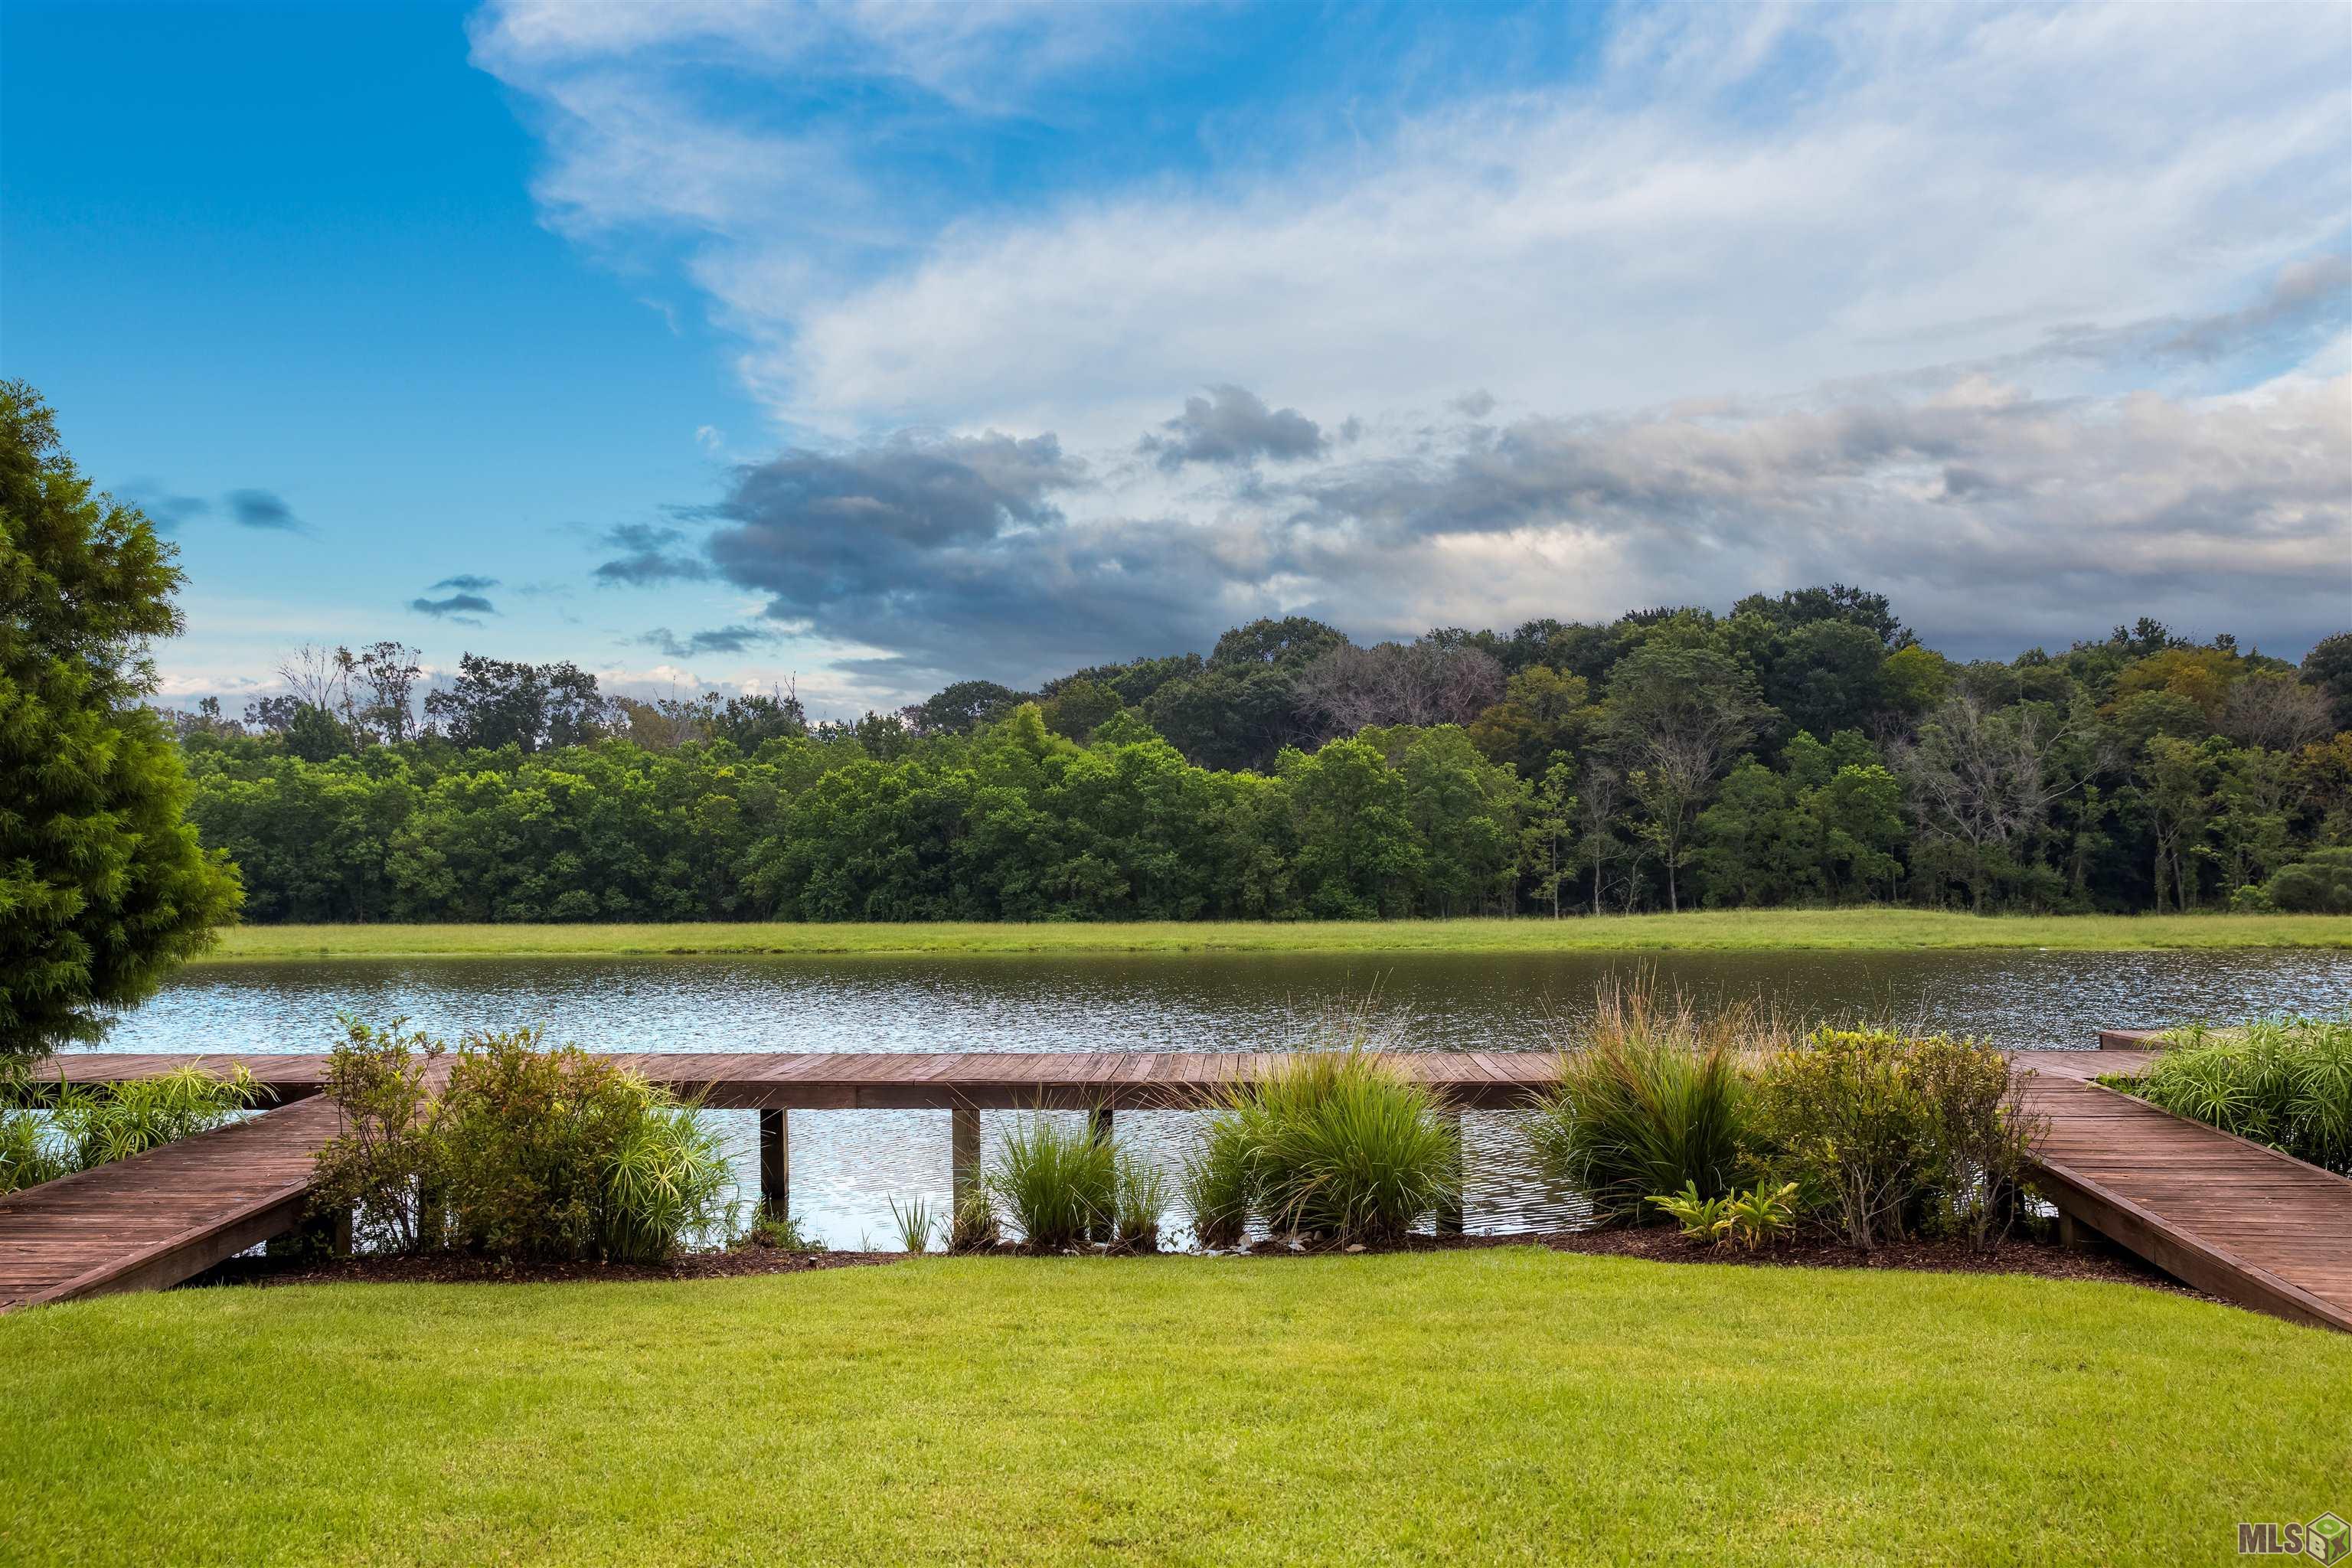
[{"x1": 113, "y1": 949, "x2": 2352, "y2": 1248}]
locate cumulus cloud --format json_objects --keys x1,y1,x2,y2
[
  {"x1": 226, "y1": 488, "x2": 306, "y2": 531},
  {"x1": 476, "y1": 2, "x2": 2352, "y2": 686},
  {"x1": 1139, "y1": 385, "x2": 1326, "y2": 471}
]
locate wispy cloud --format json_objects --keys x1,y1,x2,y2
[
  {"x1": 430, "y1": 573, "x2": 501, "y2": 592},
  {"x1": 637, "y1": 623, "x2": 785, "y2": 658},
  {"x1": 409, "y1": 591, "x2": 498, "y2": 624},
  {"x1": 593, "y1": 522, "x2": 710, "y2": 584}
]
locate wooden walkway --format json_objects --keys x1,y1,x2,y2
[
  {"x1": 2012, "y1": 1050, "x2": 2352, "y2": 1333},
  {"x1": 0, "y1": 1097, "x2": 339, "y2": 1311},
  {"x1": 8, "y1": 1047, "x2": 2350, "y2": 1331}
]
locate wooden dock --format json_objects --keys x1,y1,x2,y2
[
  {"x1": 2012, "y1": 1050, "x2": 2352, "y2": 1333},
  {"x1": 7, "y1": 1047, "x2": 2349, "y2": 1331},
  {"x1": 0, "y1": 1097, "x2": 340, "y2": 1311}
]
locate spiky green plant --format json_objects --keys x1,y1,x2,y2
[
  {"x1": 2135, "y1": 1018, "x2": 2352, "y2": 1174},
  {"x1": 598, "y1": 1096, "x2": 737, "y2": 1263},
  {"x1": 988, "y1": 1115, "x2": 1116, "y2": 1251},
  {"x1": 1523, "y1": 985, "x2": 1764, "y2": 1224},
  {"x1": 942, "y1": 1187, "x2": 1001, "y2": 1254},
  {"x1": 0, "y1": 1063, "x2": 265, "y2": 1195},
  {"x1": 1111, "y1": 1154, "x2": 1169, "y2": 1253},
  {"x1": 1180, "y1": 1115, "x2": 1254, "y2": 1250},
  {"x1": 887, "y1": 1194, "x2": 938, "y2": 1254},
  {"x1": 1201, "y1": 1050, "x2": 1460, "y2": 1246}
]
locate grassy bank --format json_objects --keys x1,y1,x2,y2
[
  {"x1": 199, "y1": 908, "x2": 2350, "y2": 962},
  {"x1": 3, "y1": 1250, "x2": 2337, "y2": 1566}
]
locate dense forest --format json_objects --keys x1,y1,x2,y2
[{"x1": 167, "y1": 588, "x2": 2352, "y2": 923}]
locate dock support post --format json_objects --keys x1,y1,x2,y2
[
  {"x1": 2057, "y1": 1210, "x2": 2100, "y2": 1252},
  {"x1": 267, "y1": 1205, "x2": 351, "y2": 1259},
  {"x1": 951, "y1": 1106, "x2": 981, "y2": 1206},
  {"x1": 1436, "y1": 1109, "x2": 1465, "y2": 1236},
  {"x1": 759, "y1": 1109, "x2": 789, "y2": 1217},
  {"x1": 1088, "y1": 1106, "x2": 1114, "y2": 1147}
]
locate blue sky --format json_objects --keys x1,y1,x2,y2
[{"x1": 5, "y1": 2, "x2": 2348, "y2": 718}]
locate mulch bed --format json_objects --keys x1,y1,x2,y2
[
  {"x1": 197, "y1": 1228, "x2": 2215, "y2": 1304},
  {"x1": 201, "y1": 1244, "x2": 903, "y2": 1290}
]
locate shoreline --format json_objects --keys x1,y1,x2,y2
[{"x1": 194, "y1": 910, "x2": 2352, "y2": 962}]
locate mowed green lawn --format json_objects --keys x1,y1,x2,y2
[
  {"x1": 201, "y1": 908, "x2": 2350, "y2": 962},
  {"x1": 2, "y1": 1250, "x2": 2340, "y2": 1566}
]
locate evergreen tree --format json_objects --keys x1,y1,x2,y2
[{"x1": 0, "y1": 383, "x2": 240, "y2": 1064}]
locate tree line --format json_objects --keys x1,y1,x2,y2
[{"x1": 168, "y1": 590, "x2": 2352, "y2": 922}]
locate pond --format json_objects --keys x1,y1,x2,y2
[{"x1": 108, "y1": 947, "x2": 2352, "y2": 1249}]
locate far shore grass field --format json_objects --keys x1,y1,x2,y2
[
  {"x1": 2, "y1": 1250, "x2": 2339, "y2": 1566},
  {"x1": 198, "y1": 908, "x2": 2351, "y2": 962}
]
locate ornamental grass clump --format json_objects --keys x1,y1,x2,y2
[
  {"x1": 1199, "y1": 1050, "x2": 1460, "y2": 1246},
  {"x1": 988, "y1": 1115, "x2": 1116, "y2": 1251},
  {"x1": 1180, "y1": 1116, "x2": 1254, "y2": 1250},
  {"x1": 2131, "y1": 1018, "x2": 2351, "y2": 1174},
  {"x1": 1521, "y1": 984, "x2": 1768, "y2": 1224}
]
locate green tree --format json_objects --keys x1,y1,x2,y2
[
  {"x1": 1601, "y1": 641, "x2": 1774, "y2": 912},
  {"x1": 0, "y1": 382, "x2": 241, "y2": 1063}
]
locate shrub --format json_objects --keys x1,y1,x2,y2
[
  {"x1": 310, "y1": 1017, "x2": 451, "y2": 1252},
  {"x1": 599, "y1": 1099, "x2": 735, "y2": 1263},
  {"x1": 2262, "y1": 848, "x2": 2352, "y2": 913},
  {"x1": 1201, "y1": 1050, "x2": 1461, "y2": 1245},
  {"x1": 737, "y1": 1207, "x2": 825, "y2": 1253},
  {"x1": 0, "y1": 1061, "x2": 263, "y2": 1195},
  {"x1": 1522, "y1": 985, "x2": 1763, "y2": 1224},
  {"x1": 988, "y1": 1115, "x2": 1116, "y2": 1251},
  {"x1": 2129, "y1": 1018, "x2": 2352, "y2": 1174},
  {"x1": 1745, "y1": 1029, "x2": 2037, "y2": 1249},
  {"x1": 312, "y1": 1018, "x2": 735, "y2": 1262}
]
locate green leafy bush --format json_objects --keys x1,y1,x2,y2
[
  {"x1": 988, "y1": 1115, "x2": 1116, "y2": 1251},
  {"x1": 1198, "y1": 1050, "x2": 1461, "y2": 1245},
  {"x1": 0, "y1": 1062, "x2": 263, "y2": 1194},
  {"x1": 1745, "y1": 1029, "x2": 2037, "y2": 1249},
  {"x1": 2261, "y1": 848, "x2": 2352, "y2": 914},
  {"x1": 2129, "y1": 1018, "x2": 2351, "y2": 1174},
  {"x1": 1522, "y1": 985, "x2": 1765, "y2": 1223},
  {"x1": 1648, "y1": 1179, "x2": 1798, "y2": 1250},
  {"x1": 311, "y1": 1018, "x2": 733, "y2": 1262}
]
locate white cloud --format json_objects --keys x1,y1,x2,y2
[{"x1": 475, "y1": 0, "x2": 2352, "y2": 686}]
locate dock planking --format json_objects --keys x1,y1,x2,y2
[{"x1": 6, "y1": 1046, "x2": 2349, "y2": 1331}]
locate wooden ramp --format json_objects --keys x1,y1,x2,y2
[
  {"x1": 0, "y1": 1098, "x2": 339, "y2": 1311},
  {"x1": 2012, "y1": 1050, "x2": 2352, "y2": 1333}
]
